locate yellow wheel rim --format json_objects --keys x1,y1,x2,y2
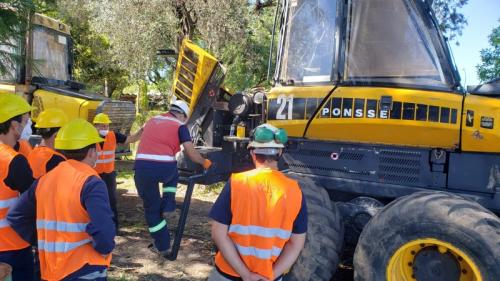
[{"x1": 387, "y1": 238, "x2": 483, "y2": 281}]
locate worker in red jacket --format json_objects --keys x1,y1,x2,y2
[
  {"x1": 28, "y1": 108, "x2": 68, "y2": 179},
  {"x1": 0, "y1": 94, "x2": 35, "y2": 280},
  {"x1": 92, "y1": 113, "x2": 143, "y2": 231},
  {"x1": 209, "y1": 124, "x2": 307, "y2": 281},
  {"x1": 134, "y1": 100, "x2": 212, "y2": 256}
]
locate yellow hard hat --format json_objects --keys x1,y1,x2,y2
[
  {"x1": 92, "y1": 113, "x2": 112, "y2": 124},
  {"x1": 55, "y1": 118, "x2": 104, "y2": 150},
  {"x1": 35, "y1": 108, "x2": 69, "y2": 128},
  {"x1": 0, "y1": 94, "x2": 33, "y2": 123}
]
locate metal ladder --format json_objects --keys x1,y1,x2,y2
[{"x1": 165, "y1": 173, "x2": 205, "y2": 261}]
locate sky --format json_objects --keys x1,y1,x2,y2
[{"x1": 450, "y1": 0, "x2": 500, "y2": 87}]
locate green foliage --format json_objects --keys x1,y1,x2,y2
[
  {"x1": 70, "y1": 21, "x2": 129, "y2": 96},
  {"x1": 477, "y1": 22, "x2": 500, "y2": 82},
  {"x1": 56, "y1": 1, "x2": 129, "y2": 96},
  {"x1": 432, "y1": 0, "x2": 468, "y2": 43},
  {"x1": 221, "y1": 6, "x2": 277, "y2": 91},
  {"x1": 0, "y1": 0, "x2": 34, "y2": 77}
]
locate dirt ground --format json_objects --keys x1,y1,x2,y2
[
  {"x1": 109, "y1": 161, "x2": 218, "y2": 281},
  {"x1": 110, "y1": 161, "x2": 353, "y2": 281}
]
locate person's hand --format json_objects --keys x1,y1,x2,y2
[
  {"x1": 241, "y1": 272, "x2": 269, "y2": 281},
  {"x1": 202, "y1": 159, "x2": 212, "y2": 170}
]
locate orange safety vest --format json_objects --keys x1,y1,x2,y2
[
  {"x1": 215, "y1": 168, "x2": 303, "y2": 280},
  {"x1": 0, "y1": 144, "x2": 30, "y2": 252},
  {"x1": 17, "y1": 139, "x2": 32, "y2": 158},
  {"x1": 135, "y1": 113, "x2": 182, "y2": 162},
  {"x1": 28, "y1": 146, "x2": 66, "y2": 179},
  {"x1": 36, "y1": 160, "x2": 111, "y2": 280},
  {"x1": 95, "y1": 131, "x2": 116, "y2": 174}
]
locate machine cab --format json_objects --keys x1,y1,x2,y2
[{"x1": 268, "y1": 0, "x2": 466, "y2": 150}]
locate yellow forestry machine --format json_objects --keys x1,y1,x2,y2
[
  {"x1": 0, "y1": 13, "x2": 135, "y2": 150},
  {"x1": 167, "y1": 0, "x2": 500, "y2": 280}
]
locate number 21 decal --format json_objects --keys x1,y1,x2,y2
[{"x1": 276, "y1": 94, "x2": 294, "y2": 120}]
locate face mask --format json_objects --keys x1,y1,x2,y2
[
  {"x1": 99, "y1": 129, "x2": 109, "y2": 137},
  {"x1": 20, "y1": 118, "x2": 32, "y2": 140}
]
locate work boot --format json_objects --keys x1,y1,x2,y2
[{"x1": 147, "y1": 243, "x2": 170, "y2": 259}]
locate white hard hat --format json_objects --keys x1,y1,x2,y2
[{"x1": 170, "y1": 100, "x2": 190, "y2": 117}]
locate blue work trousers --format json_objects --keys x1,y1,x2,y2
[
  {"x1": 100, "y1": 171, "x2": 119, "y2": 231},
  {"x1": 0, "y1": 246, "x2": 34, "y2": 281},
  {"x1": 134, "y1": 166, "x2": 178, "y2": 251}
]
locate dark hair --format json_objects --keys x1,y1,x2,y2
[
  {"x1": 58, "y1": 144, "x2": 96, "y2": 161},
  {"x1": 0, "y1": 115, "x2": 23, "y2": 135},
  {"x1": 38, "y1": 127, "x2": 60, "y2": 139},
  {"x1": 253, "y1": 152, "x2": 280, "y2": 163}
]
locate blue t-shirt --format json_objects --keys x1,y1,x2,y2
[{"x1": 209, "y1": 180, "x2": 308, "y2": 234}]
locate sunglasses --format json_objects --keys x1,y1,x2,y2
[{"x1": 253, "y1": 126, "x2": 288, "y2": 144}]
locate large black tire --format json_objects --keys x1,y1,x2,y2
[
  {"x1": 354, "y1": 191, "x2": 500, "y2": 281},
  {"x1": 285, "y1": 178, "x2": 344, "y2": 281}
]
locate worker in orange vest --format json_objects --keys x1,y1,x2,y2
[
  {"x1": 14, "y1": 110, "x2": 34, "y2": 158},
  {"x1": 0, "y1": 94, "x2": 35, "y2": 280},
  {"x1": 28, "y1": 108, "x2": 69, "y2": 179},
  {"x1": 134, "y1": 100, "x2": 212, "y2": 256},
  {"x1": 208, "y1": 124, "x2": 307, "y2": 281},
  {"x1": 92, "y1": 113, "x2": 143, "y2": 231},
  {"x1": 14, "y1": 137, "x2": 32, "y2": 158},
  {"x1": 8, "y1": 118, "x2": 116, "y2": 281}
]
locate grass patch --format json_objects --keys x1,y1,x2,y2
[
  {"x1": 201, "y1": 182, "x2": 225, "y2": 194},
  {"x1": 117, "y1": 170, "x2": 134, "y2": 180},
  {"x1": 116, "y1": 170, "x2": 137, "y2": 190}
]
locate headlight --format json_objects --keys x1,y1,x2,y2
[
  {"x1": 229, "y1": 92, "x2": 252, "y2": 116},
  {"x1": 253, "y1": 91, "x2": 265, "y2": 104}
]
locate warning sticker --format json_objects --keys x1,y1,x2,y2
[{"x1": 480, "y1": 116, "x2": 494, "y2": 129}]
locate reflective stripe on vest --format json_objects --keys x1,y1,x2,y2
[
  {"x1": 0, "y1": 197, "x2": 18, "y2": 229},
  {"x1": 38, "y1": 239, "x2": 92, "y2": 253},
  {"x1": 135, "y1": 153, "x2": 175, "y2": 162},
  {"x1": 0, "y1": 197, "x2": 19, "y2": 209},
  {"x1": 0, "y1": 219, "x2": 9, "y2": 228},
  {"x1": 28, "y1": 146, "x2": 66, "y2": 179},
  {"x1": 37, "y1": 220, "x2": 87, "y2": 232},
  {"x1": 95, "y1": 158, "x2": 115, "y2": 164},
  {"x1": 97, "y1": 151, "x2": 115, "y2": 156},
  {"x1": 215, "y1": 169, "x2": 302, "y2": 280},
  {"x1": 0, "y1": 144, "x2": 30, "y2": 251},
  {"x1": 136, "y1": 113, "x2": 183, "y2": 162},
  {"x1": 234, "y1": 244, "x2": 282, "y2": 259},
  {"x1": 95, "y1": 131, "x2": 116, "y2": 174},
  {"x1": 36, "y1": 160, "x2": 111, "y2": 280},
  {"x1": 228, "y1": 224, "x2": 292, "y2": 240}
]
